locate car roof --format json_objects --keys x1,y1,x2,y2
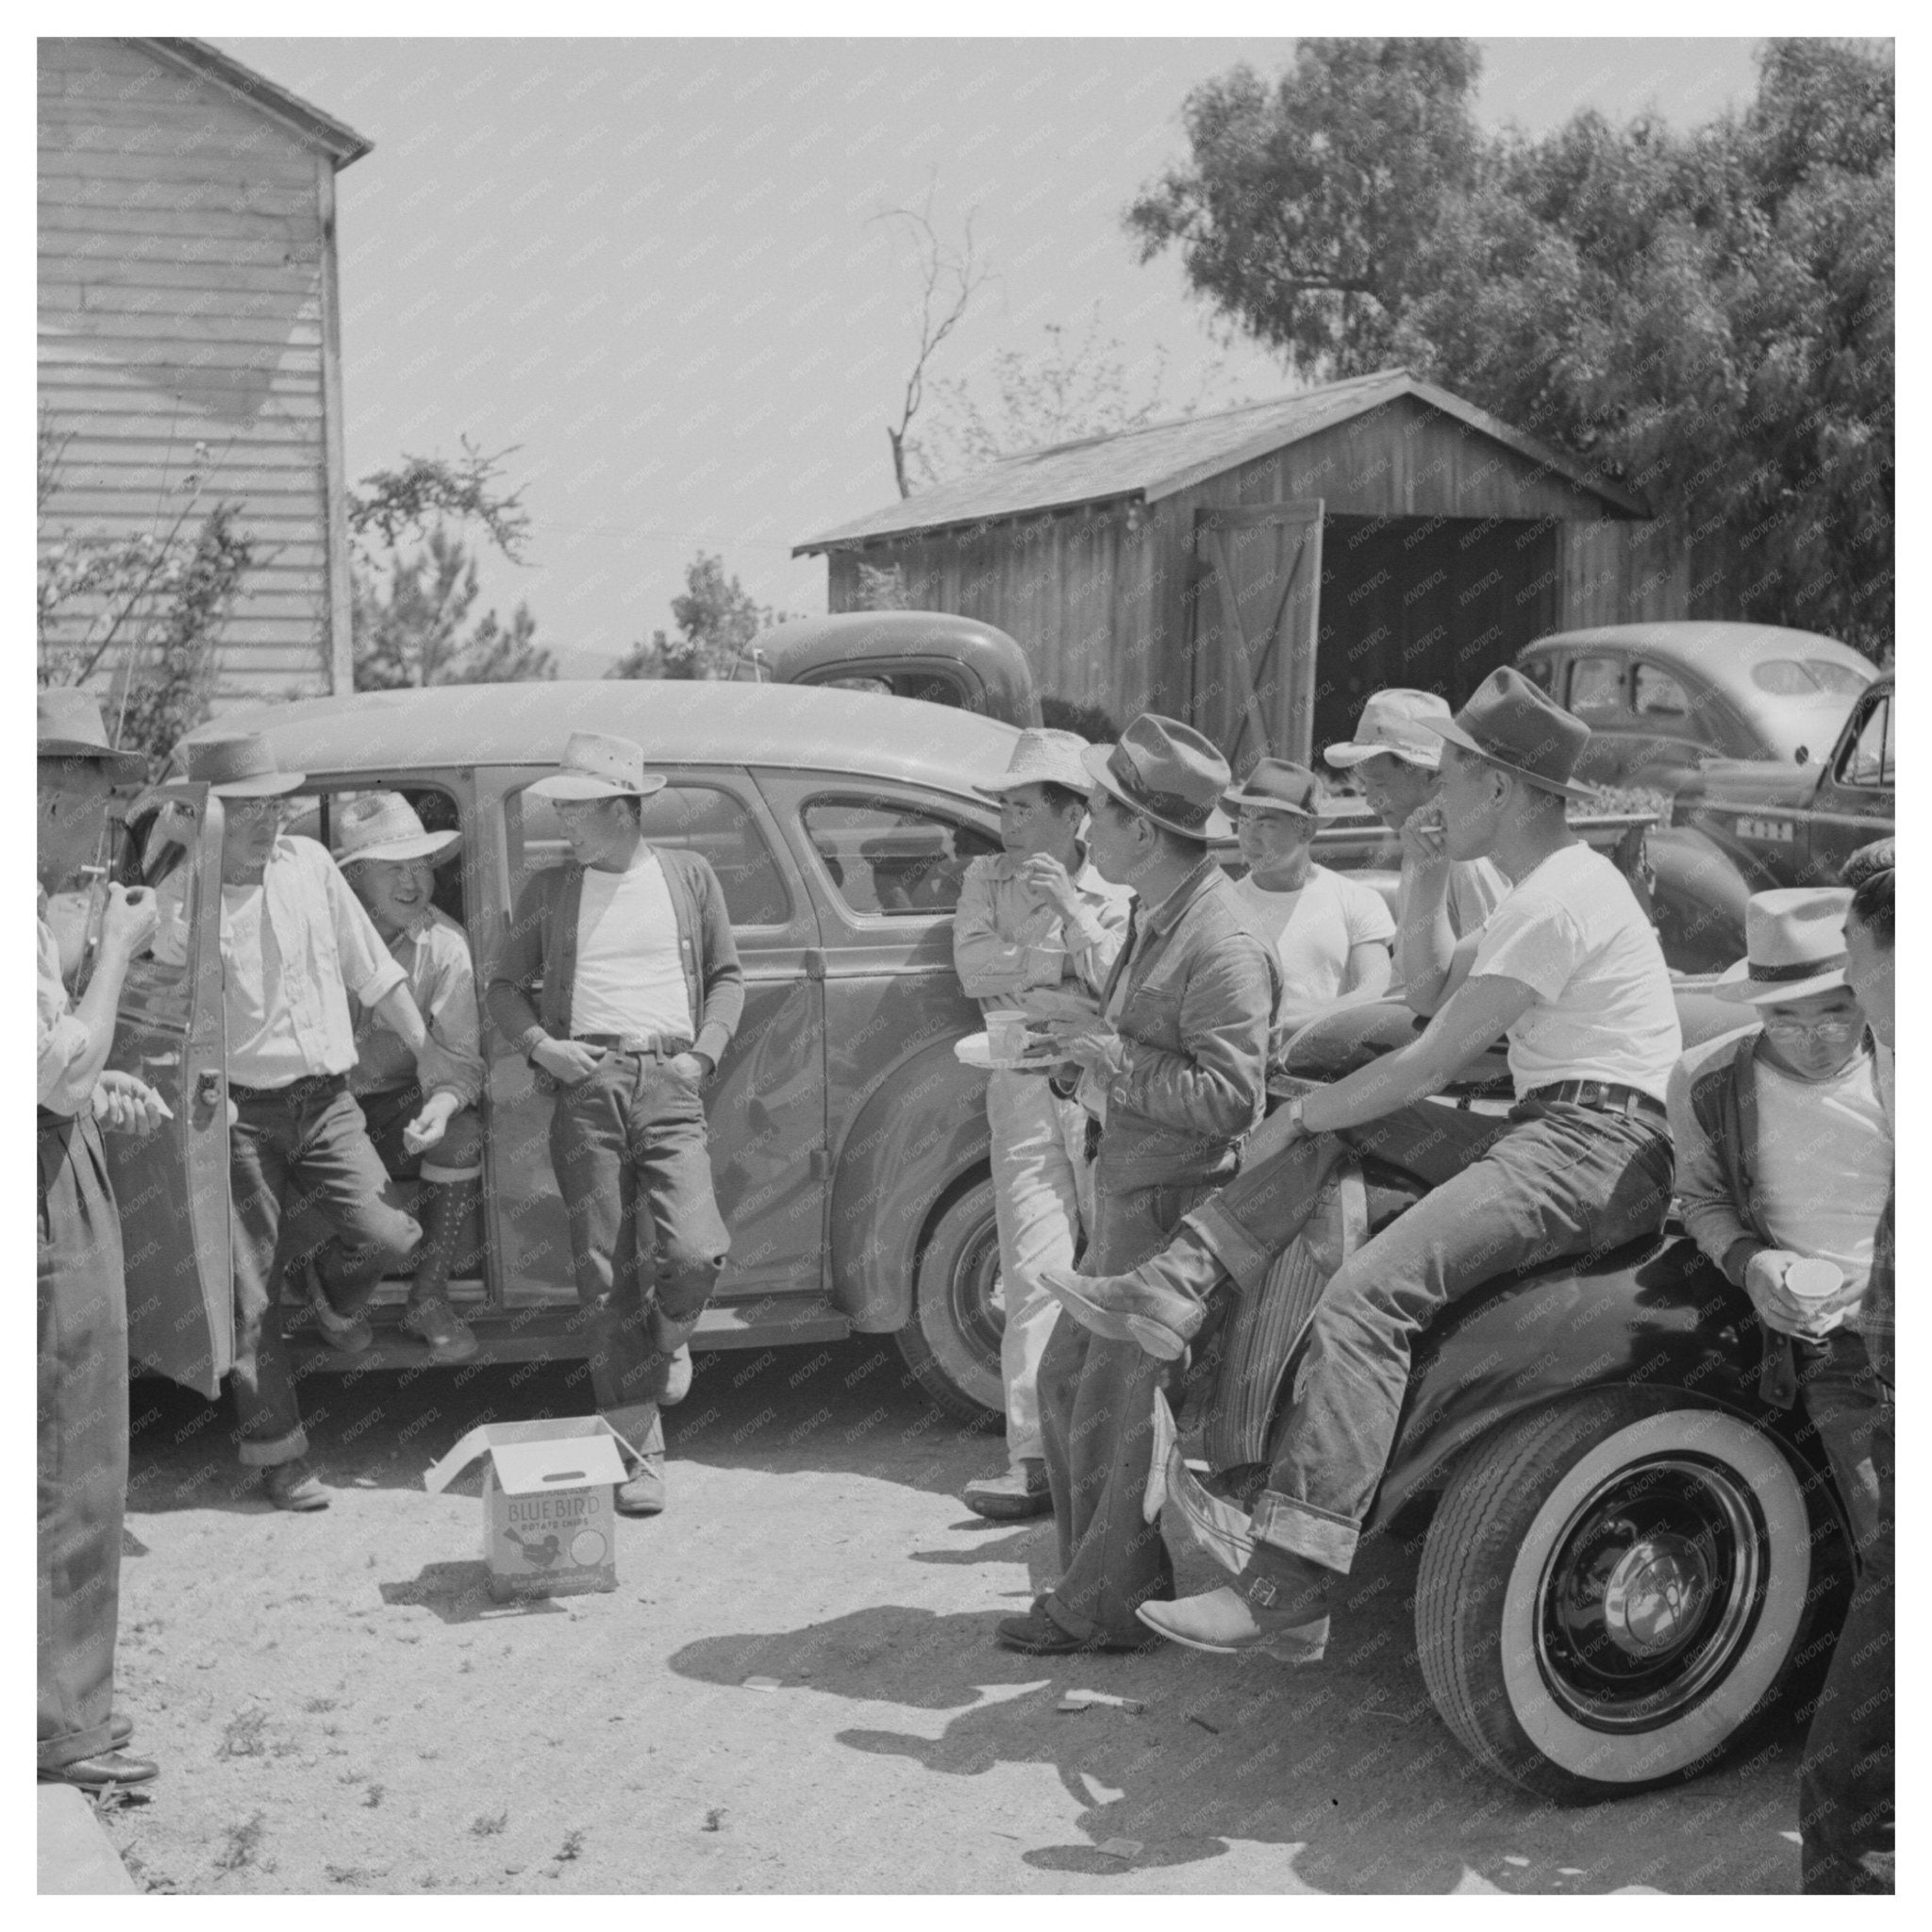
[
  {"x1": 1520, "y1": 622, "x2": 1873, "y2": 675},
  {"x1": 187, "y1": 680, "x2": 1025, "y2": 792}
]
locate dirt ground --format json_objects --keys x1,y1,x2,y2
[{"x1": 97, "y1": 1336, "x2": 1812, "y2": 1894}]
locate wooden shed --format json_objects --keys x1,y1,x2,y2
[
  {"x1": 796, "y1": 370, "x2": 1689, "y2": 770},
  {"x1": 39, "y1": 37, "x2": 372, "y2": 703}
]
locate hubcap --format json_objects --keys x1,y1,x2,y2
[
  {"x1": 948, "y1": 1219, "x2": 1005, "y2": 1369},
  {"x1": 1536, "y1": 1455, "x2": 1766, "y2": 1731}
]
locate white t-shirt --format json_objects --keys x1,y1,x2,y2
[
  {"x1": 571, "y1": 852, "x2": 692, "y2": 1041},
  {"x1": 1470, "y1": 844, "x2": 1681, "y2": 1101},
  {"x1": 1393, "y1": 855, "x2": 1508, "y2": 993},
  {"x1": 1754, "y1": 1047, "x2": 1893, "y2": 1297},
  {"x1": 1233, "y1": 864, "x2": 1394, "y2": 1006}
]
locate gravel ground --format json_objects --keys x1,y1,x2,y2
[{"x1": 96, "y1": 1338, "x2": 1810, "y2": 1893}]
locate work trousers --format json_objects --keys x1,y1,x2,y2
[
  {"x1": 1798, "y1": 1329, "x2": 1894, "y2": 1893},
  {"x1": 229, "y1": 1077, "x2": 422, "y2": 1466},
  {"x1": 1191, "y1": 1096, "x2": 1674, "y2": 1572},
  {"x1": 1040, "y1": 1172, "x2": 1215, "y2": 1643},
  {"x1": 986, "y1": 1070, "x2": 1092, "y2": 1468},
  {"x1": 550, "y1": 1048, "x2": 730, "y2": 1461},
  {"x1": 37, "y1": 1109, "x2": 128, "y2": 1771}
]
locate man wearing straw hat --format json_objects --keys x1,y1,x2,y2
[
  {"x1": 991, "y1": 715, "x2": 1277, "y2": 1655},
  {"x1": 487, "y1": 731, "x2": 743, "y2": 1518},
  {"x1": 38, "y1": 689, "x2": 163, "y2": 1788},
  {"x1": 1042, "y1": 669, "x2": 1681, "y2": 1660},
  {"x1": 952, "y1": 728, "x2": 1130, "y2": 1521}
]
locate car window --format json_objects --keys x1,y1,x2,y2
[
  {"x1": 282, "y1": 785, "x2": 468, "y2": 926},
  {"x1": 1837, "y1": 695, "x2": 1892, "y2": 790},
  {"x1": 803, "y1": 795, "x2": 999, "y2": 918},
  {"x1": 1806, "y1": 659, "x2": 1873, "y2": 696},
  {"x1": 1568, "y1": 656, "x2": 1624, "y2": 718},
  {"x1": 1520, "y1": 656, "x2": 1555, "y2": 694},
  {"x1": 507, "y1": 781, "x2": 791, "y2": 927},
  {"x1": 1630, "y1": 663, "x2": 1690, "y2": 718}
]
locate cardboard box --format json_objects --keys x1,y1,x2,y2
[{"x1": 425, "y1": 1416, "x2": 630, "y2": 1603}]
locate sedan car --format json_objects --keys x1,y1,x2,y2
[{"x1": 1518, "y1": 623, "x2": 1875, "y2": 791}]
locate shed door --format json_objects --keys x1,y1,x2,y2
[{"x1": 1191, "y1": 501, "x2": 1325, "y2": 772}]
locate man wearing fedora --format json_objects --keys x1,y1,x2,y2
[
  {"x1": 1668, "y1": 885, "x2": 1894, "y2": 1892},
  {"x1": 160, "y1": 734, "x2": 455, "y2": 1510},
  {"x1": 487, "y1": 732, "x2": 743, "y2": 1517},
  {"x1": 1044, "y1": 669, "x2": 1680, "y2": 1660},
  {"x1": 1223, "y1": 757, "x2": 1393, "y2": 1042},
  {"x1": 993, "y1": 715, "x2": 1277, "y2": 1654},
  {"x1": 953, "y1": 728, "x2": 1131, "y2": 1520},
  {"x1": 38, "y1": 690, "x2": 164, "y2": 1788}
]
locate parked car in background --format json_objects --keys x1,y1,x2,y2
[
  {"x1": 1518, "y1": 623, "x2": 1875, "y2": 791},
  {"x1": 760, "y1": 610, "x2": 1042, "y2": 726}
]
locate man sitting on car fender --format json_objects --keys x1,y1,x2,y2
[{"x1": 1041, "y1": 669, "x2": 1681, "y2": 1660}]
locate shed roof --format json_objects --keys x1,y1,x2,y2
[
  {"x1": 136, "y1": 38, "x2": 373, "y2": 167},
  {"x1": 796, "y1": 368, "x2": 1646, "y2": 554}
]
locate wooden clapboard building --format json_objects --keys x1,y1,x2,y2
[
  {"x1": 38, "y1": 38, "x2": 371, "y2": 702},
  {"x1": 796, "y1": 370, "x2": 1688, "y2": 771}
]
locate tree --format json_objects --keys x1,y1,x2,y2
[{"x1": 608, "y1": 551, "x2": 791, "y2": 682}]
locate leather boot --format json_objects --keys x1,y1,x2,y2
[
  {"x1": 401, "y1": 1178, "x2": 479, "y2": 1364},
  {"x1": 1041, "y1": 1228, "x2": 1226, "y2": 1360},
  {"x1": 1136, "y1": 1549, "x2": 1332, "y2": 1662}
]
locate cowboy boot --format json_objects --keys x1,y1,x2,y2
[
  {"x1": 1137, "y1": 1546, "x2": 1333, "y2": 1662},
  {"x1": 1040, "y1": 1228, "x2": 1227, "y2": 1361},
  {"x1": 400, "y1": 1179, "x2": 480, "y2": 1364}
]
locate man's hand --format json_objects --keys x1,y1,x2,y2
[
  {"x1": 402, "y1": 1090, "x2": 462, "y2": 1158},
  {"x1": 531, "y1": 1038, "x2": 607, "y2": 1086},
  {"x1": 1743, "y1": 1249, "x2": 1862, "y2": 1339},
  {"x1": 1397, "y1": 803, "x2": 1451, "y2": 876},
  {"x1": 664, "y1": 1051, "x2": 711, "y2": 1092},
  {"x1": 1016, "y1": 853, "x2": 1083, "y2": 924},
  {"x1": 1027, "y1": 1014, "x2": 1120, "y2": 1074},
  {"x1": 92, "y1": 1069, "x2": 171, "y2": 1136},
  {"x1": 99, "y1": 883, "x2": 158, "y2": 959}
]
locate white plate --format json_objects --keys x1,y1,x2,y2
[{"x1": 954, "y1": 1032, "x2": 1059, "y2": 1073}]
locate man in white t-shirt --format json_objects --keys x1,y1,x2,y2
[
  {"x1": 1223, "y1": 758, "x2": 1392, "y2": 1043},
  {"x1": 1042, "y1": 669, "x2": 1680, "y2": 1660},
  {"x1": 487, "y1": 732, "x2": 744, "y2": 1519}
]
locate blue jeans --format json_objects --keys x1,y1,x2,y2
[
  {"x1": 1191, "y1": 1096, "x2": 1674, "y2": 1571},
  {"x1": 549, "y1": 1048, "x2": 729, "y2": 1459}
]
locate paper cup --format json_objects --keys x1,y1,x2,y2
[
  {"x1": 986, "y1": 1012, "x2": 1030, "y2": 1061},
  {"x1": 1782, "y1": 1257, "x2": 1843, "y2": 1303}
]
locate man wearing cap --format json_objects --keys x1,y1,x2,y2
[
  {"x1": 1043, "y1": 669, "x2": 1680, "y2": 1660},
  {"x1": 952, "y1": 728, "x2": 1131, "y2": 1521},
  {"x1": 487, "y1": 732, "x2": 743, "y2": 1518},
  {"x1": 38, "y1": 690, "x2": 164, "y2": 1788},
  {"x1": 992, "y1": 715, "x2": 1277, "y2": 1654},
  {"x1": 158, "y1": 734, "x2": 452, "y2": 1510},
  {"x1": 1223, "y1": 758, "x2": 1393, "y2": 1042}
]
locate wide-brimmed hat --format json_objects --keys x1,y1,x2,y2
[
  {"x1": 974, "y1": 727, "x2": 1093, "y2": 801},
  {"x1": 333, "y1": 791, "x2": 460, "y2": 868},
  {"x1": 1080, "y1": 713, "x2": 1233, "y2": 842},
  {"x1": 1429, "y1": 668, "x2": 1594, "y2": 803},
  {"x1": 37, "y1": 688, "x2": 147, "y2": 782},
  {"x1": 1324, "y1": 689, "x2": 1453, "y2": 772},
  {"x1": 1716, "y1": 888, "x2": 1856, "y2": 1005},
  {"x1": 182, "y1": 733, "x2": 307, "y2": 797},
  {"x1": 1222, "y1": 757, "x2": 1341, "y2": 822},
  {"x1": 527, "y1": 731, "x2": 667, "y2": 802}
]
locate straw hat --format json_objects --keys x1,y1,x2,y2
[
  {"x1": 973, "y1": 728, "x2": 1093, "y2": 800},
  {"x1": 333, "y1": 792, "x2": 460, "y2": 868},
  {"x1": 527, "y1": 731, "x2": 667, "y2": 802},
  {"x1": 1324, "y1": 689, "x2": 1454, "y2": 772},
  {"x1": 1080, "y1": 714, "x2": 1233, "y2": 842},
  {"x1": 1715, "y1": 888, "x2": 1856, "y2": 1005}
]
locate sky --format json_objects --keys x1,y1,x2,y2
[{"x1": 216, "y1": 36, "x2": 1767, "y2": 676}]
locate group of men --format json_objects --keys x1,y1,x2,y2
[
  {"x1": 39, "y1": 700, "x2": 739, "y2": 1790},
  {"x1": 952, "y1": 673, "x2": 1893, "y2": 1895}
]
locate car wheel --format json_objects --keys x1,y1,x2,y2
[
  {"x1": 1415, "y1": 1391, "x2": 1816, "y2": 1802},
  {"x1": 893, "y1": 1177, "x2": 1004, "y2": 1425}
]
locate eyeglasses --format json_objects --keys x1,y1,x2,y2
[
  {"x1": 1761, "y1": 1015, "x2": 1859, "y2": 1044},
  {"x1": 225, "y1": 799, "x2": 282, "y2": 823}
]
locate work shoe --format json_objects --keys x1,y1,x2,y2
[
  {"x1": 1136, "y1": 1568, "x2": 1330, "y2": 1663},
  {"x1": 40, "y1": 1751, "x2": 158, "y2": 1790},
  {"x1": 263, "y1": 1459, "x2": 330, "y2": 1512},
  {"x1": 400, "y1": 1292, "x2": 479, "y2": 1364},
  {"x1": 1040, "y1": 1230, "x2": 1225, "y2": 1361},
  {"x1": 963, "y1": 1458, "x2": 1052, "y2": 1521},
  {"x1": 994, "y1": 1598, "x2": 1158, "y2": 1657},
  {"x1": 616, "y1": 1457, "x2": 666, "y2": 1517}
]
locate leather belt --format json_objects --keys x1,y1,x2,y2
[
  {"x1": 1527, "y1": 1079, "x2": 1667, "y2": 1125},
  {"x1": 230, "y1": 1072, "x2": 348, "y2": 1105},
  {"x1": 575, "y1": 1032, "x2": 693, "y2": 1057}
]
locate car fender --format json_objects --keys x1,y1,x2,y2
[
  {"x1": 827, "y1": 1036, "x2": 992, "y2": 1333},
  {"x1": 1371, "y1": 1235, "x2": 1840, "y2": 1532},
  {"x1": 1645, "y1": 824, "x2": 1756, "y2": 968}
]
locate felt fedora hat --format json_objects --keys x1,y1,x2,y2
[
  {"x1": 37, "y1": 688, "x2": 147, "y2": 782},
  {"x1": 333, "y1": 791, "x2": 460, "y2": 868},
  {"x1": 181, "y1": 733, "x2": 307, "y2": 797},
  {"x1": 1716, "y1": 887, "x2": 1856, "y2": 1005},
  {"x1": 1429, "y1": 668, "x2": 1595, "y2": 803},
  {"x1": 527, "y1": 731, "x2": 667, "y2": 802},
  {"x1": 1080, "y1": 713, "x2": 1233, "y2": 842},
  {"x1": 974, "y1": 727, "x2": 1094, "y2": 800},
  {"x1": 1324, "y1": 689, "x2": 1454, "y2": 772},
  {"x1": 1221, "y1": 757, "x2": 1341, "y2": 821}
]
